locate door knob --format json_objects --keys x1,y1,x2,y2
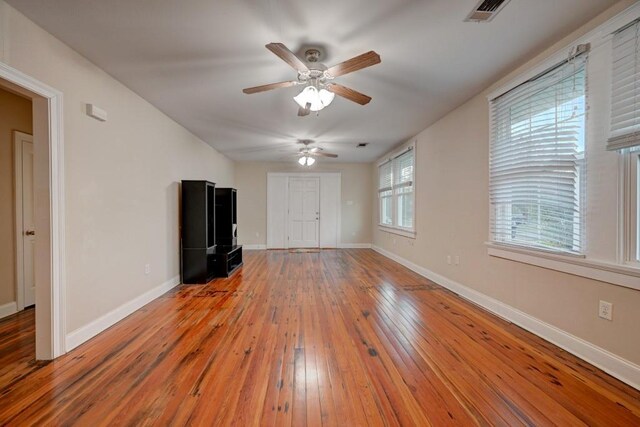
[{"x1": 25, "y1": 230, "x2": 35, "y2": 236}]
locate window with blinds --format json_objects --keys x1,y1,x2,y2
[
  {"x1": 378, "y1": 146, "x2": 415, "y2": 232},
  {"x1": 608, "y1": 19, "x2": 640, "y2": 151},
  {"x1": 490, "y1": 55, "x2": 587, "y2": 254},
  {"x1": 379, "y1": 161, "x2": 393, "y2": 225}
]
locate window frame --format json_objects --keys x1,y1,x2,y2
[{"x1": 377, "y1": 142, "x2": 417, "y2": 238}]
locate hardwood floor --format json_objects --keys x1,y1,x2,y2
[{"x1": 1, "y1": 249, "x2": 639, "y2": 426}]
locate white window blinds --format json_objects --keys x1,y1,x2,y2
[
  {"x1": 608, "y1": 19, "x2": 640, "y2": 151},
  {"x1": 490, "y1": 54, "x2": 587, "y2": 254},
  {"x1": 393, "y1": 149, "x2": 414, "y2": 229},
  {"x1": 379, "y1": 161, "x2": 392, "y2": 191},
  {"x1": 378, "y1": 146, "x2": 416, "y2": 231}
]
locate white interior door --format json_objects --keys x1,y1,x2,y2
[
  {"x1": 288, "y1": 177, "x2": 320, "y2": 248},
  {"x1": 15, "y1": 132, "x2": 36, "y2": 308}
]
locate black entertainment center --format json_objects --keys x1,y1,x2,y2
[{"x1": 180, "y1": 181, "x2": 242, "y2": 284}]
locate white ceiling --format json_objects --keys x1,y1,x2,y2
[{"x1": 8, "y1": 0, "x2": 618, "y2": 162}]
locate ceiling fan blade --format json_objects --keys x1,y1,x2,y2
[
  {"x1": 243, "y1": 80, "x2": 298, "y2": 94},
  {"x1": 326, "y1": 51, "x2": 381, "y2": 78},
  {"x1": 326, "y1": 83, "x2": 372, "y2": 105},
  {"x1": 266, "y1": 43, "x2": 309, "y2": 73},
  {"x1": 314, "y1": 152, "x2": 338, "y2": 158},
  {"x1": 298, "y1": 102, "x2": 311, "y2": 117}
]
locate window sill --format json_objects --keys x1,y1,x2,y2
[
  {"x1": 378, "y1": 225, "x2": 416, "y2": 239},
  {"x1": 486, "y1": 242, "x2": 640, "y2": 291}
]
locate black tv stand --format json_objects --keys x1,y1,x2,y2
[{"x1": 211, "y1": 245, "x2": 243, "y2": 278}]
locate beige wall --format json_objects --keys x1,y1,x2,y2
[
  {"x1": 235, "y1": 162, "x2": 372, "y2": 246},
  {"x1": 372, "y1": 1, "x2": 640, "y2": 365},
  {"x1": 0, "y1": 2, "x2": 234, "y2": 332},
  {"x1": 0, "y1": 88, "x2": 32, "y2": 306}
]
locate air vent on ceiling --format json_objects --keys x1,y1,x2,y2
[
  {"x1": 465, "y1": 0, "x2": 511, "y2": 23},
  {"x1": 357, "y1": 143, "x2": 369, "y2": 148}
]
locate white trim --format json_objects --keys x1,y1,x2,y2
[
  {"x1": 376, "y1": 139, "x2": 416, "y2": 165},
  {"x1": 13, "y1": 131, "x2": 32, "y2": 312},
  {"x1": 371, "y1": 245, "x2": 640, "y2": 390},
  {"x1": 243, "y1": 244, "x2": 267, "y2": 250},
  {"x1": 487, "y1": 243, "x2": 640, "y2": 291},
  {"x1": 0, "y1": 302, "x2": 18, "y2": 319},
  {"x1": 599, "y1": 2, "x2": 640, "y2": 36},
  {"x1": 337, "y1": 243, "x2": 372, "y2": 249},
  {"x1": 66, "y1": 275, "x2": 180, "y2": 351},
  {"x1": 378, "y1": 225, "x2": 417, "y2": 239},
  {"x1": 0, "y1": 61, "x2": 66, "y2": 359},
  {"x1": 487, "y1": 2, "x2": 640, "y2": 101}
]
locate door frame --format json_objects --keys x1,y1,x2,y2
[
  {"x1": 14, "y1": 131, "x2": 34, "y2": 311},
  {"x1": 267, "y1": 172, "x2": 341, "y2": 249},
  {"x1": 287, "y1": 176, "x2": 320, "y2": 249},
  {"x1": 0, "y1": 61, "x2": 66, "y2": 359}
]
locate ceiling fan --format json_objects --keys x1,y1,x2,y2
[
  {"x1": 243, "y1": 43, "x2": 381, "y2": 116},
  {"x1": 294, "y1": 140, "x2": 338, "y2": 166}
]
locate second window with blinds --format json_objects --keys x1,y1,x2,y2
[{"x1": 378, "y1": 145, "x2": 416, "y2": 236}]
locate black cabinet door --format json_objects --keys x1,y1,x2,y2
[{"x1": 181, "y1": 181, "x2": 215, "y2": 249}]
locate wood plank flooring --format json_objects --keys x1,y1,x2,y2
[{"x1": 0, "y1": 249, "x2": 639, "y2": 425}]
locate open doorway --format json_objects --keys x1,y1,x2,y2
[
  {"x1": 0, "y1": 88, "x2": 35, "y2": 364},
  {"x1": 0, "y1": 62, "x2": 66, "y2": 361}
]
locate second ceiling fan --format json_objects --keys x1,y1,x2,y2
[{"x1": 243, "y1": 43, "x2": 381, "y2": 116}]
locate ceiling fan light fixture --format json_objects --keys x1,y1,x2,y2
[
  {"x1": 293, "y1": 85, "x2": 334, "y2": 112},
  {"x1": 298, "y1": 155, "x2": 315, "y2": 166},
  {"x1": 319, "y1": 88, "x2": 335, "y2": 106}
]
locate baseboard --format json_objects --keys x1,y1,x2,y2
[
  {"x1": 371, "y1": 245, "x2": 640, "y2": 390},
  {"x1": 338, "y1": 243, "x2": 372, "y2": 249},
  {"x1": 66, "y1": 275, "x2": 181, "y2": 351},
  {"x1": 241, "y1": 244, "x2": 373, "y2": 250},
  {"x1": 0, "y1": 301, "x2": 17, "y2": 319},
  {"x1": 243, "y1": 244, "x2": 266, "y2": 250}
]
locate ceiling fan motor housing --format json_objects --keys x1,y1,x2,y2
[{"x1": 305, "y1": 48, "x2": 321, "y2": 63}]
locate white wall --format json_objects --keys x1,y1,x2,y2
[
  {"x1": 372, "y1": 1, "x2": 640, "y2": 368},
  {"x1": 236, "y1": 161, "x2": 372, "y2": 246},
  {"x1": 0, "y1": 2, "x2": 235, "y2": 336}
]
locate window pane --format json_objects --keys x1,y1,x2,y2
[
  {"x1": 397, "y1": 188, "x2": 413, "y2": 229},
  {"x1": 380, "y1": 190, "x2": 393, "y2": 225}
]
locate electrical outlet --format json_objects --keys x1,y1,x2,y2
[
  {"x1": 145, "y1": 264, "x2": 151, "y2": 275},
  {"x1": 447, "y1": 255, "x2": 452, "y2": 265},
  {"x1": 255, "y1": 232, "x2": 259, "y2": 238},
  {"x1": 455, "y1": 255, "x2": 460, "y2": 265},
  {"x1": 599, "y1": 300, "x2": 613, "y2": 321}
]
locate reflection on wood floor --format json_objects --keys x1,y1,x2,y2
[{"x1": 0, "y1": 249, "x2": 639, "y2": 425}]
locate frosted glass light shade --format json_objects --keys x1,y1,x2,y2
[
  {"x1": 293, "y1": 86, "x2": 335, "y2": 112},
  {"x1": 298, "y1": 155, "x2": 316, "y2": 166}
]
